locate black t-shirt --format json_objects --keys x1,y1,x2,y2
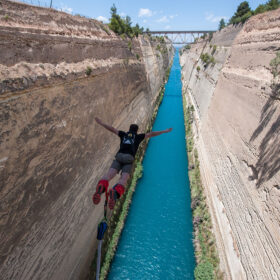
[{"x1": 117, "y1": 130, "x2": 145, "y2": 157}]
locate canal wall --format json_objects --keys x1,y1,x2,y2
[
  {"x1": 0, "y1": 1, "x2": 174, "y2": 279},
  {"x1": 180, "y1": 8, "x2": 280, "y2": 280}
]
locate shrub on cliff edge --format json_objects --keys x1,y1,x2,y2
[
  {"x1": 218, "y1": 19, "x2": 226, "y2": 31},
  {"x1": 200, "y1": 53, "x2": 216, "y2": 67},
  {"x1": 85, "y1": 66, "x2": 92, "y2": 76},
  {"x1": 270, "y1": 51, "x2": 280, "y2": 78},
  {"x1": 229, "y1": 0, "x2": 280, "y2": 26},
  {"x1": 255, "y1": 0, "x2": 280, "y2": 14},
  {"x1": 108, "y1": 5, "x2": 144, "y2": 38},
  {"x1": 194, "y1": 260, "x2": 214, "y2": 280},
  {"x1": 229, "y1": 1, "x2": 252, "y2": 25}
]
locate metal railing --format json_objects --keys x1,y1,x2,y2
[{"x1": 146, "y1": 30, "x2": 215, "y2": 44}]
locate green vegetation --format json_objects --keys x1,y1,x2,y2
[
  {"x1": 157, "y1": 36, "x2": 165, "y2": 44},
  {"x1": 3, "y1": 14, "x2": 9, "y2": 21},
  {"x1": 180, "y1": 44, "x2": 191, "y2": 55},
  {"x1": 229, "y1": 1, "x2": 252, "y2": 25},
  {"x1": 218, "y1": 18, "x2": 226, "y2": 31},
  {"x1": 270, "y1": 51, "x2": 280, "y2": 99},
  {"x1": 200, "y1": 34, "x2": 207, "y2": 40},
  {"x1": 127, "y1": 41, "x2": 132, "y2": 51},
  {"x1": 85, "y1": 66, "x2": 92, "y2": 76},
  {"x1": 208, "y1": 32, "x2": 213, "y2": 42},
  {"x1": 200, "y1": 53, "x2": 216, "y2": 67},
  {"x1": 89, "y1": 64, "x2": 173, "y2": 280},
  {"x1": 108, "y1": 5, "x2": 144, "y2": 38},
  {"x1": 227, "y1": 0, "x2": 280, "y2": 26},
  {"x1": 255, "y1": 0, "x2": 280, "y2": 14},
  {"x1": 145, "y1": 28, "x2": 151, "y2": 36},
  {"x1": 99, "y1": 161, "x2": 143, "y2": 280},
  {"x1": 194, "y1": 261, "x2": 214, "y2": 280},
  {"x1": 100, "y1": 24, "x2": 110, "y2": 35},
  {"x1": 136, "y1": 53, "x2": 140, "y2": 60},
  {"x1": 164, "y1": 66, "x2": 172, "y2": 83},
  {"x1": 270, "y1": 51, "x2": 280, "y2": 78},
  {"x1": 155, "y1": 40, "x2": 168, "y2": 56},
  {"x1": 197, "y1": 66, "x2": 201, "y2": 72},
  {"x1": 183, "y1": 97, "x2": 222, "y2": 280},
  {"x1": 211, "y1": 45, "x2": 217, "y2": 56}
]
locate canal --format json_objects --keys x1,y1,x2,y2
[{"x1": 108, "y1": 49, "x2": 195, "y2": 279}]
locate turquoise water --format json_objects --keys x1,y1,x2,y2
[{"x1": 108, "y1": 50, "x2": 195, "y2": 280}]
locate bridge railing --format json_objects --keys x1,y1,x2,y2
[{"x1": 144, "y1": 30, "x2": 215, "y2": 45}]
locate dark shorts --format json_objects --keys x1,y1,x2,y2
[{"x1": 110, "y1": 152, "x2": 134, "y2": 174}]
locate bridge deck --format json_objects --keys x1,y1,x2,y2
[
  {"x1": 144, "y1": 30, "x2": 215, "y2": 44},
  {"x1": 146, "y1": 30, "x2": 214, "y2": 34}
]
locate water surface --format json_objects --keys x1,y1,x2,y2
[{"x1": 108, "y1": 49, "x2": 195, "y2": 280}]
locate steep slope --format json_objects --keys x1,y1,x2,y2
[
  {"x1": 180, "y1": 9, "x2": 280, "y2": 280},
  {"x1": 0, "y1": 1, "x2": 174, "y2": 279}
]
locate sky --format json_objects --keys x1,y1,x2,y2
[{"x1": 23, "y1": 0, "x2": 266, "y2": 30}]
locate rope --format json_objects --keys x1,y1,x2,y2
[
  {"x1": 96, "y1": 240, "x2": 103, "y2": 280},
  {"x1": 96, "y1": 189, "x2": 109, "y2": 280}
]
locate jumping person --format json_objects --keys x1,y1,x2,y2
[{"x1": 93, "y1": 117, "x2": 172, "y2": 209}]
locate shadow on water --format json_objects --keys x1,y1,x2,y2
[{"x1": 250, "y1": 83, "x2": 280, "y2": 188}]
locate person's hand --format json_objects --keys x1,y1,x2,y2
[
  {"x1": 166, "y1": 128, "x2": 172, "y2": 133},
  {"x1": 95, "y1": 117, "x2": 102, "y2": 124}
]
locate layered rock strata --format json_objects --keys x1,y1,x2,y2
[
  {"x1": 180, "y1": 9, "x2": 280, "y2": 280},
  {"x1": 0, "y1": 1, "x2": 174, "y2": 279}
]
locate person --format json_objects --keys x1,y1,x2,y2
[{"x1": 93, "y1": 117, "x2": 172, "y2": 209}]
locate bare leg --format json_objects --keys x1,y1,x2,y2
[
  {"x1": 118, "y1": 172, "x2": 130, "y2": 187},
  {"x1": 102, "y1": 168, "x2": 118, "y2": 182}
]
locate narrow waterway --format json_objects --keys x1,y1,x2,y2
[{"x1": 108, "y1": 49, "x2": 195, "y2": 279}]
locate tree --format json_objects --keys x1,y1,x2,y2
[
  {"x1": 266, "y1": 0, "x2": 280, "y2": 9},
  {"x1": 254, "y1": 4, "x2": 267, "y2": 14},
  {"x1": 254, "y1": 0, "x2": 280, "y2": 15},
  {"x1": 110, "y1": 4, "x2": 117, "y2": 16},
  {"x1": 108, "y1": 5, "x2": 124, "y2": 35},
  {"x1": 108, "y1": 5, "x2": 144, "y2": 38},
  {"x1": 229, "y1": 1, "x2": 252, "y2": 25},
  {"x1": 235, "y1": 1, "x2": 251, "y2": 17},
  {"x1": 218, "y1": 18, "x2": 226, "y2": 30}
]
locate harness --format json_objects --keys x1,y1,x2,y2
[{"x1": 120, "y1": 132, "x2": 136, "y2": 155}]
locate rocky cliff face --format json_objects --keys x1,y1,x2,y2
[
  {"x1": 0, "y1": 1, "x2": 174, "y2": 279},
  {"x1": 180, "y1": 9, "x2": 280, "y2": 280}
]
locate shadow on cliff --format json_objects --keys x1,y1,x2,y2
[{"x1": 250, "y1": 83, "x2": 280, "y2": 188}]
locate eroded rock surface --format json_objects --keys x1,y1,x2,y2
[
  {"x1": 0, "y1": 1, "x2": 174, "y2": 279},
  {"x1": 180, "y1": 9, "x2": 280, "y2": 280}
]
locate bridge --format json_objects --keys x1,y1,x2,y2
[{"x1": 146, "y1": 30, "x2": 215, "y2": 45}]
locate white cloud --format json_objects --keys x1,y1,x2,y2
[
  {"x1": 205, "y1": 13, "x2": 228, "y2": 23},
  {"x1": 143, "y1": 19, "x2": 147, "y2": 23},
  {"x1": 138, "y1": 8, "x2": 153, "y2": 18},
  {"x1": 165, "y1": 25, "x2": 171, "y2": 30},
  {"x1": 157, "y1": 16, "x2": 169, "y2": 23},
  {"x1": 169, "y1": 14, "x2": 178, "y2": 19},
  {"x1": 120, "y1": 12, "x2": 126, "y2": 17},
  {"x1": 60, "y1": 4, "x2": 73, "y2": 14},
  {"x1": 96, "y1": 16, "x2": 109, "y2": 23}
]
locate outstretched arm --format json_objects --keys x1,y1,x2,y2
[
  {"x1": 145, "y1": 128, "x2": 172, "y2": 139},
  {"x1": 95, "y1": 117, "x2": 119, "y2": 135}
]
